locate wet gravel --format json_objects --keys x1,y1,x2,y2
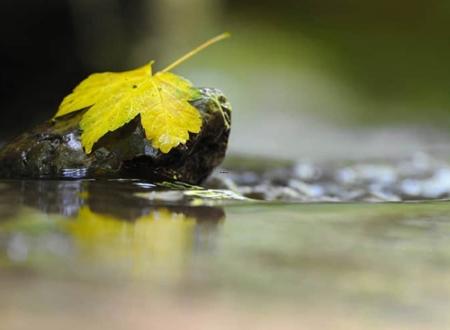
[{"x1": 206, "y1": 152, "x2": 450, "y2": 202}]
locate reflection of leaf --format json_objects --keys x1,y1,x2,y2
[
  {"x1": 66, "y1": 207, "x2": 196, "y2": 278},
  {"x1": 55, "y1": 64, "x2": 202, "y2": 154},
  {"x1": 55, "y1": 33, "x2": 230, "y2": 154}
]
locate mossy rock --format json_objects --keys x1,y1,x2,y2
[{"x1": 0, "y1": 88, "x2": 231, "y2": 184}]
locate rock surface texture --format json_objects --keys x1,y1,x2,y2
[{"x1": 0, "y1": 88, "x2": 231, "y2": 184}]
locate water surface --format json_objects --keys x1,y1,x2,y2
[{"x1": 1, "y1": 179, "x2": 449, "y2": 329}]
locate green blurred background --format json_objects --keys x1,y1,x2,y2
[{"x1": 1, "y1": 0, "x2": 449, "y2": 159}]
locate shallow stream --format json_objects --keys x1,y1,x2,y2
[{"x1": 1, "y1": 155, "x2": 450, "y2": 329}]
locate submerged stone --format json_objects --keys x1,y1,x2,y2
[
  {"x1": 206, "y1": 153, "x2": 450, "y2": 202},
  {"x1": 0, "y1": 88, "x2": 231, "y2": 184}
]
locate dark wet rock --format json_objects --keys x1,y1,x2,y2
[{"x1": 0, "y1": 88, "x2": 231, "y2": 184}]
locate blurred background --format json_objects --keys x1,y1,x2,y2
[{"x1": 1, "y1": 0, "x2": 449, "y2": 160}]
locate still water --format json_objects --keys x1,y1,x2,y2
[{"x1": 1, "y1": 179, "x2": 450, "y2": 329}]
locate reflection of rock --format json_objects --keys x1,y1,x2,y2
[
  {"x1": 0, "y1": 180, "x2": 84, "y2": 218},
  {"x1": 0, "y1": 179, "x2": 225, "y2": 278},
  {"x1": 21, "y1": 180, "x2": 84, "y2": 217},
  {"x1": 0, "y1": 182, "x2": 20, "y2": 221},
  {"x1": 0, "y1": 88, "x2": 231, "y2": 184},
  {"x1": 0, "y1": 179, "x2": 225, "y2": 223}
]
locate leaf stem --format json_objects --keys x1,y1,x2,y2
[{"x1": 161, "y1": 32, "x2": 230, "y2": 73}]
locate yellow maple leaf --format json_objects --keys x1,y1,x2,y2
[
  {"x1": 56, "y1": 64, "x2": 201, "y2": 153},
  {"x1": 54, "y1": 33, "x2": 230, "y2": 154}
]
